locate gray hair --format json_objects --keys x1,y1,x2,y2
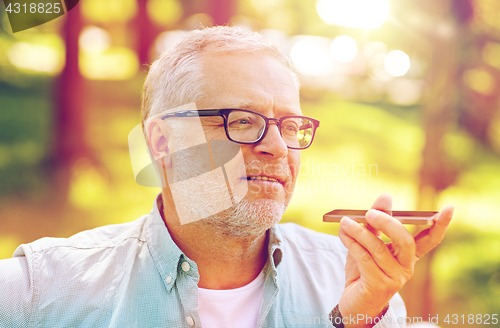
[{"x1": 141, "y1": 26, "x2": 299, "y2": 134}]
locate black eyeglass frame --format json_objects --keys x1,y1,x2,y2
[{"x1": 160, "y1": 109, "x2": 320, "y2": 150}]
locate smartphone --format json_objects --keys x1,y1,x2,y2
[{"x1": 323, "y1": 209, "x2": 438, "y2": 225}]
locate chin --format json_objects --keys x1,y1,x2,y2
[{"x1": 200, "y1": 198, "x2": 285, "y2": 238}]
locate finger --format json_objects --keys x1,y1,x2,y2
[
  {"x1": 345, "y1": 252, "x2": 360, "y2": 283},
  {"x1": 338, "y1": 221, "x2": 389, "y2": 282},
  {"x1": 414, "y1": 204, "x2": 454, "y2": 258},
  {"x1": 365, "y1": 209, "x2": 416, "y2": 267},
  {"x1": 364, "y1": 223, "x2": 381, "y2": 239},
  {"x1": 338, "y1": 228, "x2": 361, "y2": 283},
  {"x1": 370, "y1": 193, "x2": 393, "y2": 216},
  {"x1": 340, "y1": 216, "x2": 400, "y2": 276},
  {"x1": 367, "y1": 193, "x2": 393, "y2": 238}
]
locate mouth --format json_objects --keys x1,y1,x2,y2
[
  {"x1": 242, "y1": 175, "x2": 286, "y2": 188},
  {"x1": 246, "y1": 176, "x2": 280, "y2": 183}
]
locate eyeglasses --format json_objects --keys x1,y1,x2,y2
[{"x1": 161, "y1": 109, "x2": 320, "y2": 150}]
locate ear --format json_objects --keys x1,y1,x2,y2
[{"x1": 147, "y1": 118, "x2": 172, "y2": 169}]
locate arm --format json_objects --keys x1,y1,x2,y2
[{"x1": 0, "y1": 257, "x2": 33, "y2": 327}]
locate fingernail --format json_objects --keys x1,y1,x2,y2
[
  {"x1": 366, "y1": 209, "x2": 378, "y2": 220},
  {"x1": 340, "y1": 216, "x2": 353, "y2": 227}
]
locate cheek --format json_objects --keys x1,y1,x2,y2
[
  {"x1": 238, "y1": 144, "x2": 255, "y2": 162},
  {"x1": 284, "y1": 152, "x2": 300, "y2": 194},
  {"x1": 203, "y1": 126, "x2": 227, "y2": 141},
  {"x1": 288, "y1": 152, "x2": 300, "y2": 180}
]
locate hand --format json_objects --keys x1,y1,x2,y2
[{"x1": 337, "y1": 194, "x2": 454, "y2": 327}]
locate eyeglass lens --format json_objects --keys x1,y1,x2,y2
[{"x1": 226, "y1": 110, "x2": 314, "y2": 148}]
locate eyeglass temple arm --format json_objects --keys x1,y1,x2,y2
[
  {"x1": 299, "y1": 123, "x2": 313, "y2": 131},
  {"x1": 299, "y1": 119, "x2": 320, "y2": 130},
  {"x1": 161, "y1": 109, "x2": 221, "y2": 120}
]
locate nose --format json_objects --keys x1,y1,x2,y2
[{"x1": 253, "y1": 122, "x2": 288, "y2": 158}]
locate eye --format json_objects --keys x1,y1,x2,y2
[
  {"x1": 282, "y1": 121, "x2": 299, "y2": 134},
  {"x1": 228, "y1": 116, "x2": 255, "y2": 128},
  {"x1": 236, "y1": 118, "x2": 251, "y2": 125}
]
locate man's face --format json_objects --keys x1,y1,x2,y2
[{"x1": 184, "y1": 52, "x2": 301, "y2": 235}]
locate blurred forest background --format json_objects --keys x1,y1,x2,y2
[{"x1": 1, "y1": 0, "x2": 499, "y2": 326}]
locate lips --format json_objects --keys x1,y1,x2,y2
[
  {"x1": 244, "y1": 173, "x2": 288, "y2": 187},
  {"x1": 246, "y1": 176, "x2": 280, "y2": 183},
  {"x1": 240, "y1": 162, "x2": 290, "y2": 187}
]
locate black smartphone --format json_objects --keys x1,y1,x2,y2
[{"x1": 323, "y1": 209, "x2": 438, "y2": 225}]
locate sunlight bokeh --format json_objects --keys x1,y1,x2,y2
[
  {"x1": 316, "y1": 0, "x2": 390, "y2": 29},
  {"x1": 482, "y1": 42, "x2": 500, "y2": 69},
  {"x1": 290, "y1": 37, "x2": 334, "y2": 76},
  {"x1": 384, "y1": 50, "x2": 411, "y2": 77},
  {"x1": 147, "y1": 0, "x2": 183, "y2": 26},
  {"x1": 79, "y1": 26, "x2": 111, "y2": 53},
  {"x1": 463, "y1": 67, "x2": 495, "y2": 95},
  {"x1": 79, "y1": 46, "x2": 138, "y2": 80},
  {"x1": 7, "y1": 34, "x2": 65, "y2": 75},
  {"x1": 81, "y1": 0, "x2": 137, "y2": 23},
  {"x1": 330, "y1": 35, "x2": 357, "y2": 63}
]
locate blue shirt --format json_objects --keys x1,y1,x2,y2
[{"x1": 0, "y1": 197, "x2": 406, "y2": 327}]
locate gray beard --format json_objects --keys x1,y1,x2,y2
[{"x1": 195, "y1": 198, "x2": 284, "y2": 238}]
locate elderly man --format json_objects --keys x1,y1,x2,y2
[{"x1": 0, "y1": 26, "x2": 453, "y2": 328}]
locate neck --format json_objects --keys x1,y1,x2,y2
[{"x1": 159, "y1": 195, "x2": 269, "y2": 290}]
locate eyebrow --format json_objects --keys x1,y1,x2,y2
[
  {"x1": 220, "y1": 101, "x2": 261, "y2": 110},
  {"x1": 219, "y1": 101, "x2": 302, "y2": 117}
]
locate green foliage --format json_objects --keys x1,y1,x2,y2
[
  {"x1": 0, "y1": 80, "x2": 52, "y2": 196},
  {"x1": 434, "y1": 226, "x2": 500, "y2": 321}
]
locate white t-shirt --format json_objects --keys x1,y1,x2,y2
[{"x1": 198, "y1": 271, "x2": 265, "y2": 328}]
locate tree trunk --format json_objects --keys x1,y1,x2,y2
[{"x1": 53, "y1": 4, "x2": 86, "y2": 198}]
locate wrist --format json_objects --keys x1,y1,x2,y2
[
  {"x1": 329, "y1": 304, "x2": 344, "y2": 328},
  {"x1": 336, "y1": 303, "x2": 390, "y2": 328}
]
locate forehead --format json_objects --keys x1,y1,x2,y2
[{"x1": 198, "y1": 52, "x2": 301, "y2": 117}]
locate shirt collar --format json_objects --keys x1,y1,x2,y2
[
  {"x1": 146, "y1": 194, "x2": 199, "y2": 293},
  {"x1": 267, "y1": 225, "x2": 283, "y2": 270},
  {"x1": 146, "y1": 194, "x2": 284, "y2": 291}
]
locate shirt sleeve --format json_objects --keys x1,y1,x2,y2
[{"x1": 0, "y1": 257, "x2": 33, "y2": 328}]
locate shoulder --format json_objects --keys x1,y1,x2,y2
[
  {"x1": 0, "y1": 257, "x2": 32, "y2": 328},
  {"x1": 14, "y1": 215, "x2": 150, "y2": 257},
  {"x1": 11, "y1": 215, "x2": 153, "y2": 299},
  {"x1": 2, "y1": 215, "x2": 155, "y2": 325}
]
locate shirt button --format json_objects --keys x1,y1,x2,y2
[
  {"x1": 186, "y1": 316, "x2": 195, "y2": 326},
  {"x1": 181, "y1": 261, "x2": 191, "y2": 272},
  {"x1": 166, "y1": 276, "x2": 172, "y2": 284}
]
